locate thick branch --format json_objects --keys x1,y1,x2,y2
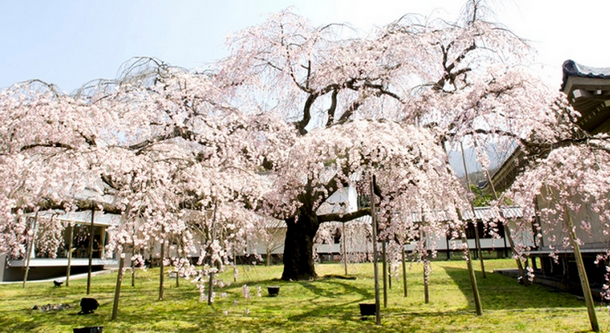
[
  {"x1": 318, "y1": 208, "x2": 371, "y2": 223},
  {"x1": 326, "y1": 89, "x2": 338, "y2": 127},
  {"x1": 20, "y1": 142, "x2": 74, "y2": 152}
]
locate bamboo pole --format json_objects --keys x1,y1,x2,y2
[
  {"x1": 22, "y1": 212, "x2": 39, "y2": 288},
  {"x1": 370, "y1": 175, "x2": 381, "y2": 325},
  {"x1": 86, "y1": 207, "x2": 95, "y2": 295},
  {"x1": 563, "y1": 205, "x2": 599, "y2": 332}
]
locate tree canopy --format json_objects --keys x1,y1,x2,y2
[{"x1": 1, "y1": 0, "x2": 607, "y2": 295}]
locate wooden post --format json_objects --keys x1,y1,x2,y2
[
  {"x1": 388, "y1": 256, "x2": 392, "y2": 289},
  {"x1": 131, "y1": 257, "x2": 136, "y2": 287},
  {"x1": 446, "y1": 234, "x2": 451, "y2": 260},
  {"x1": 159, "y1": 239, "x2": 165, "y2": 301},
  {"x1": 111, "y1": 252, "x2": 125, "y2": 320},
  {"x1": 370, "y1": 175, "x2": 381, "y2": 325},
  {"x1": 207, "y1": 201, "x2": 218, "y2": 306},
  {"x1": 65, "y1": 222, "x2": 74, "y2": 287},
  {"x1": 402, "y1": 246, "x2": 408, "y2": 297},
  {"x1": 423, "y1": 258, "x2": 430, "y2": 304},
  {"x1": 100, "y1": 226, "x2": 107, "y2": 259},
  {"x1": 176, "y1": 260, "x2": 180, "y2": 288},
  {"x1": 460, "y1": 223, "x2": 483, "y2": 315},
  {"x1": 460, "y1": 142, "x2": 486, "y2": 278},
  {"x1": 342, "y1": 222, "x2": 348, "y2": 275},
  {"x1": 87, "y1": 207, "x2": 95, "y2": 295},
  {"x1": 473, "y1": 221, "x2": 486, "y2": 278},
  {"x1": 382, "y1": 240, "x2": 388, "y2": 308},
  {"x1": 485, "y1": 171, "x2": 527, "y2": 285},
  {"x1": 421, "y1": 229, "x2": 429, "y2": 304},
  {"x1": 563, "y1": 205, "x2": 599, "y2": 332},
  {"x1": 22, "y1": 212, "x2": 39, "y2": 288}
]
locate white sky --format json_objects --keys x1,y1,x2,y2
[{"x1": 1, "y1": 0, "x2": 609, "y2": 93}]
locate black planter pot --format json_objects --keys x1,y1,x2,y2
[
  {"x1": 359, "y1": 303, "x2": 376, "y2": 317},
  {"x1": 73, "y1": 326, "x2": 103, "y2": 333},
  {"x1": 267, "y1": 286, "x2": 280, "y2": 297}
]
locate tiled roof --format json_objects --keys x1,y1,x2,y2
[{"x1": 561, "y1": 60, "x2": 610, "y2": 91}]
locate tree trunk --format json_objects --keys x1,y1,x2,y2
[{"x1": 281, "y1": 212, "x2": 320, "y2": 281}]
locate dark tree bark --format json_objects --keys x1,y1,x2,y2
[
  {"x1": 281, "y1": 211, "x2": 320, "y2": 281},
  {"x1": 280, "y1": 206, "x2": 371, "y2": 280}
]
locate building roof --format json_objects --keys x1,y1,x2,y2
[
  {"x1": 334, "y1": 206, "x2": 523, "y2": 225},
  {"x1": 562, "y1": 60, "x2": 610, "y2": 91},
  {"x1": 487, "y1": 60, "x2": 610, "y2": 193},
  {"x1": 35, "y1": 210, "x2": 121, "y2": 226},
  {"x1": 561, "y1": 60, "x2": 610, "y2": 134}
]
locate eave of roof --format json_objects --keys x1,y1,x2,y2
[{"x1": 562, "y1": 60, "x2": 610, "y2": 92}]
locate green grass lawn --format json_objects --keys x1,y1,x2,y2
[{"x1": 0, "y1": 259, "x2": 608, "y2": 332}]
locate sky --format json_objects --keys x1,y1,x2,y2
[{"x1": 2, "y1": 0, "x2": 610, "y2": 94}]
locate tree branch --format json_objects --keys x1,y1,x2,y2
[{"x1": 318, "y1": 208, "x2": 371, "y2": 223}]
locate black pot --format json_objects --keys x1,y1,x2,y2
[
  {"x1": 359, "y1": 303, "x2": 376, "y2": 317},
  {"x1": 267, "y1": 286, "x2": 280, "y2": 297},
  {"x1": 73, "y1": 327, "x2": 103, "y2": 333}
]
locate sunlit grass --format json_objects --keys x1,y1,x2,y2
[{"x1": 0, "y1": 259, "x2": 608, "y2": 332}]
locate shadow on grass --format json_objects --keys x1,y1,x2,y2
[
  {"x1": 442, "y1": 265, "x2": 588, "y2": 311},
  {"x1": 288, "y1": 279, "x2": 374, "y2": 320}
]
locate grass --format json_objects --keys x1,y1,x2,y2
[{"x1": 0, "y1": 259, "x2": 609, "y2": 332}]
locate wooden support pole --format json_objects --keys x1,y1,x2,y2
[
  {"x1": 460, "y1": 142, "x2": 486, "y2": 278},
  {"x1": 382, "y1": 240, "x2": 388, "y2": 308},
  {"x1": 485, "y1": 171, "x2": 527, "y2": 285},
  {"x1": 342, "y1": 222, "x2": 348, "y2": 275},
  {"x1": 421, "y1": 229, "x2": 430, "y2": 304},
  {"x1": 473, "y1": 221, "x2": 486, "y2": 278},
  {"x1": 460, "y1": 224, "x2": 483, "y2": 315},
  {"x1": 207, "y1": 201, "x2": 218, "y2": 306},
  {"x1": 23, "y1": 212, "x2": 39, "y2": 288},
  {"x1": 131, "y1": 257, "x2": 136, "y2": 287},
  {"x1": 65, "y1": 222, "x2": 73, "y2": 287},
  {"x1": 111, "y1": 252, "x2": 125, "y2": 320},
  {"x1": 159, "y1": 240, "x2": 165, "y2": 301},
  {"x1": 423, "y1": 258, "x2": 430, "y2": 304},
  {"x1": 370, "y1": 175, "x2": 381, "y2": 325},
  {"x1": 563, "y1": 205, "x2": 599, "y2": 332},
  {"x1": 402, "y1": 246, "x2": 408, "y2": 297},
  {"x1": 87, "y1": 207, "x2": 95, "y2": 295}
]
